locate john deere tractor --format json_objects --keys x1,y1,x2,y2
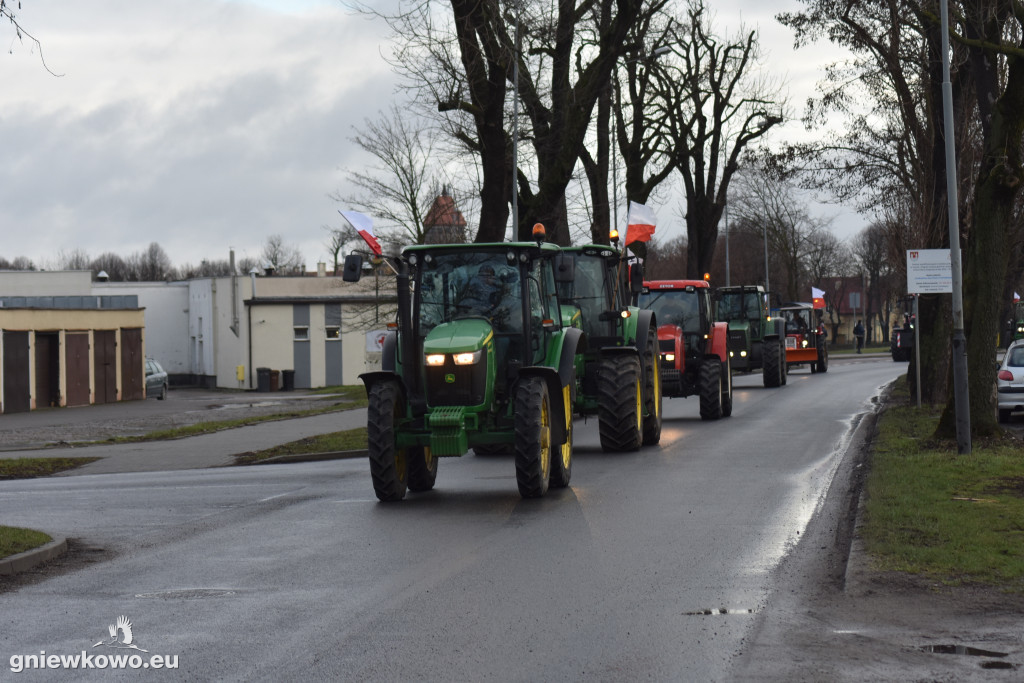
[
  {"x1": 638, "y1": 279, "x2": 733, "y2": 419},
  {"x1": 344, "y1": 237, "x2": 583, "y2": 501},
  {"x1": 715, "y1": 285, "x2": 787, "y2": 388},
  {"x1": 555, "y1": 245, "x2": 661, "y2": 450}
]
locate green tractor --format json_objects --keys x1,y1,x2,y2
[
  {"x1": 715, "y1": 285, "x2": 787, "y2": 388},
  {"x1": 555, "y1": 245, "x2": 661, "y2": 450},
  {"x1": 343, "y1": 238, "x2": 584, "y2": 501}
]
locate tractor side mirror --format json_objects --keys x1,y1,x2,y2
[
  {"x1": 554, "y1": 253, "x2": 575, "y2": 283},
  {"x1": 342, "y1": 254, "x2": 364, "y2": 282},
  {"x1": 629, "y1": 262, "x2": 644, "y2": 295}
]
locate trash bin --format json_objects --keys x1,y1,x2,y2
[
  {"x1": 270, "y1": 370, "x2": 280, "y2": 392},
  {"x1": 282, "y1": 369, "x2": 295, "y2": 391},
  {"x1": 256, "y1": 367, "x2": 271, "y2": 392}
]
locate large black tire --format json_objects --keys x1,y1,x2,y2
[
  {"x1": 720, "y1": 354, "x2": 733, "y2": 417},
  {"x1": 817, "y1": 344, "x2": 829, "y2": 373},
  {"x1": 367, "y1": 381, "x2": 409, "y2": 502},
  {"x1": 407, "y1": 447, "x2": 437, "y2": 492},
  {"x1": 514, "y1": 376, "x2": 552, "y2": 498},
  {"x1": 550, "y1": 382, "x2": 573, "y2": 489},
  {"x1": 780, "y1": 346, "x2": 788, "y2": 385},
  {"x1": 598, "y1": 355, "x2": 643, "y2": 452},
  {"x1": 640, "y1": 324, "x2": 662, "y2": 446},
  {"x1": 763, "y1": 338, "x2": 782, "y2": 388},
  {"x1": 699, "y1": 358, "x2": 723, "y2": 420}
]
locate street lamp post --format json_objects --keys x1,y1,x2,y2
[{"x1": 762, "y1": 220, "x2": 770, "y2": 293}]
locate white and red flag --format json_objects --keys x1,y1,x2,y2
[
  {"x1": 339, "y1": 210, "x2": 382, "y2": 256},
  {"x1": 1015, "y1": 292, "x2": 1021, "y2": 303},
  {"x1": 811, "y1": 286, "x2": 826, "y2": 309},
  {"x1": 624, "y1": 201, "x2": 656, "y2": 246}
]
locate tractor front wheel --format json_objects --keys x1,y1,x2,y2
[
  {"x1": 641, "y1": 324, "x2": 662, "y2": 446},
  {"x1": 550, "y1": 381, "x2": 573, "y2": 489},
  {"x1": 763, "y1": 338, "x2": 782, "y2": 388},
  {"x1": 699, "y1": 358, "x2": 723, "y2": 420},
  {"x1": 514, "y1": 376, "x2": 552, "y2": 498},
  {"x1": 720, "y1": 354, "x2": 733, "y2": 417},
  {"x1": 366, "y1": 380, "x2": 409, "y2": 502},
  {"x1": 598, "y1": 355, "x2": 643, "y2": 452}
]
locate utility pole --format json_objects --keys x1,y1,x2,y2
[{"x1": 941, "y1": 0, "x2": 971, "y2": 453}]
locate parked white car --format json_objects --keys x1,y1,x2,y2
[{"x1": 997, "y1": 340, "x2": 1024, "y2": 422}]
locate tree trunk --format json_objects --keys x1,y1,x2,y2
[{"x1": 685, "y1": 198, "x2": 723, "y2": 279}]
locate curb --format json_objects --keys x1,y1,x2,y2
[
  {"x1": 0, "y1": 536, "x2": 68, "y2": 576},
  {"x1": 238, "y1": 449, "x2": 369, "y2": 466}
]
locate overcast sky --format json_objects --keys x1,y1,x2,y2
[{"x1": 2, "y1": 0, "x2": 857, "y2": 272}]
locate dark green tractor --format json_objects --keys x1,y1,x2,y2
[
  {"x1": 344, "y1": 239, "x2": 583, "y2": 501},
  {"x1": 556, "y1": 245, "x2": 661, "y2": 451},
  {"x1": 715, "y1": 285, "x2": 787, "y2": 388}
]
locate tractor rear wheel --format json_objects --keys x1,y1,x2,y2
[
  {"x1": 699, "y1": 358, "x2": 723, "y2": 420},
  {"x1": 514, "y1": 376, "x2": 552, "y2": 498},
  {"x1": 720, "y1": 354, "x2": 733, "y2": 417},
  {"x1": 598, "y1": 355, "x2": 643, "y2": 452},
  {"x1": 407, "y1": 447, "x2": 437, "y2": 492},
  {"x1": 641, "y1": 324, "x2": 662, "y2": 446},
  {"x1": 763, "y1": 338, "x2": 782, "y2": 388},
  {"x1": 550, "y1": 381, "x2": 573, "y2": 489},
  {"x1": 817, "y1": 344, "x2": 829, "y2": 373},
  {"x1": 367, "y1": 380, "x2": 409, "y2": 502}
]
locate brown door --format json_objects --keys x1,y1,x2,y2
[
  {"x1": 94, "y1": 330, "x2": 117, "y2": 404},
  {"x1": 120, "y1": 328, "x2": 143, "y2": 401},
  {"x1": 3, "y1": 331, "x2": 31, "y2": 413},
  {"x1": 65, "y1": 333, "x2": 90, "y2": 407},
  {"x1": 34, "y1": 332, "x2": 60, "y2": 408}
]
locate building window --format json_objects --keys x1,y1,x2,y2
[
  {"x1": 325, "y1": 326, "x2": 340, "y2": 340},
  {"x1": 294, "y1": 326, "x2": 309, "y2": 341}
]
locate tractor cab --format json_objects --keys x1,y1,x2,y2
[{"x1": 777, "y1": 303, "x2": 829, "y2": 374}]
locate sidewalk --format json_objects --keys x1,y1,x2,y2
[{"x1": 0, "y1": 408, "x2": 369, "y2": 476}]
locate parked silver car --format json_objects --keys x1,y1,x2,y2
[
  {"x1": 145, "y1": 358, "x2": 169, "y2": 400},
  {"x1": 997, "y1": 340, "x2": 1024, "y2": 422}
]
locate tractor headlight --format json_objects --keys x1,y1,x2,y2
[
  {"x1": 453, "y1": 350, "x2": 483, "y2": 365},
  {"x1": 740, "y1": 350, "x2": 747, "y2": 358},
  {"x1": 801, "y1": 339, "x2": 809, "y2": 348},
  {"x1": 664, "y1": 353, "x2": 675, "y2": 362},
  {"x1": 425, "y1": 354, "x2": 446, "y2": 366}
]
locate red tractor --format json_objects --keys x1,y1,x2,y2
[
  {"x1": 638, "y1": 279, "x2": 732, "y2": 419},
  {"x1": 778, "y1": 303, "x2": 829, "y2": 373}
]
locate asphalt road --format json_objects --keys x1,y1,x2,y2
[{"x1": 0, "y1": 356, "x2": 902, "y2": 680}]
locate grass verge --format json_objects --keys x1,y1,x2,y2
[
  {"x1": 862, "y1": 380, "x2": 1024, "y2": 591},
  {"x1": 234, "y1": 427, "x2": 368, "y2": 465},
  {"x1": 97, "y1": 386, "x2": 368, "y2": 444},
  {"x1": 0, "y1": 457, "x2": 101, "y2": 480},
  {"x1": 0, "y1": 526, "x2": 53, "y2": 560}
]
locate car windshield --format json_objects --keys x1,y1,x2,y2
[{"x1": 639, "y1": 289, "x2": 702, "y2": 334}]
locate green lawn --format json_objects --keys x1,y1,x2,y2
[
  {"x1": 861, "y1": 381, "x2": 1024, "y2": 591},
  {"x1": 0, "y1": 526, "x2": 53, "y2": 559}
]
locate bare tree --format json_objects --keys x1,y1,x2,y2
[
  {"x1": 2, "y1": 0, "x2": 60, "y2": 75},
  {"x1": 0, "y1": 256, "x2": 36, "y2": 270},
  {"x1": 130, "y1": 242, "x2": 173, "y2": 281},
  {"x1": 261, "y1": 235, "x2": 304, "y2": 275},
  {"x1": 90, "y1": 253, "x2": 129, "y2": 281},
  {"x1": 659, "y1": 1, "x2": 783, "y2": 278},
  {"x1": 55, "y1": 248, "x2": 91, "y2": 270},
  {"x1": 335, "y1": 103, "x2": 439, "y2": 246}
]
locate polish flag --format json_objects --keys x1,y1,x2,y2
[
  {"x1": 812, "y1": 286, "x2": 826, "y2": 309},
  {"x1": 1015, "y1": 292, "x2": 1021, "y2": 303},
  {"x1": 624, "y1": 201, "x2": 656, "y2": 246},
  {"x1": 339, "y1": 210, "x2": 382, "y2": 256}
]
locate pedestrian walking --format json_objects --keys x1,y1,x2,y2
[{"x1": 854, "y1": 320, "x2": 865, "y2": 353}]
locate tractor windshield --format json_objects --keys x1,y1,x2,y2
[
  {"x1": 555, "y1": 251, "x2": 622, "y2": 342},
  {"x1": 717, "y1": 290, "x2": 766, "y2": 322},
  {"x1": 416, "y1": 252, "x2": 523, "y2": 338},
  {"x1": 784, "y1": 308, "x2": 811, "y2": 334},
  {"x1": 638, "y1": 288, "x2": 703, "y2": 334}
]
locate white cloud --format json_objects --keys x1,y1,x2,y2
[{"x1": 1, "y1": 0, "x2": 396, "y2": 269}]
